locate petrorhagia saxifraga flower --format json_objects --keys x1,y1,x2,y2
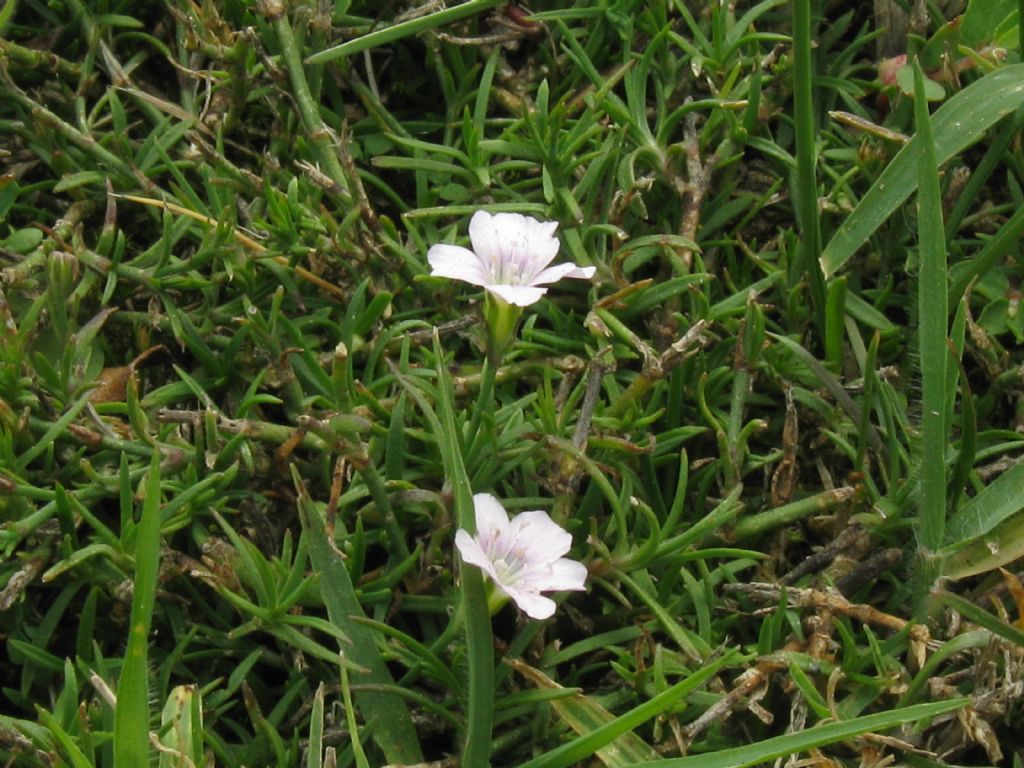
[
  {"x1": 455, "y1": 493, "x2": 587, "y2": 620},
  {"x1": 427, "y1": 210, "x2": 595, "y2": 307}
]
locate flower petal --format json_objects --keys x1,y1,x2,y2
[
  {"x1": 506, "y1": 214, "x2": 560, "y2": 272},
  {"x1": 427, "y1": 244, "x2": 491, "y2": 287},
  {"x1": 472, "y1": 493, "x2": 511, "y2": 541},
  {"x1": 529, "y1": 262, "x2": 596, "y2": 286},
  {"x1": 507, "y1": 510, "x2": 572, "y2": 563},
  {"x1": 455, "y1": 529, "x2": 498, "y2": 576},
  {"x1": 501, "y1": 584, "x2": 557, "y2": 620},
  {"x1": 485, "y1": 283, "x2": 547, "y2": 307},
  {"x1": 542, "y1": 558, "x2": 589, "y2": 591},
  {"x1": 457, "y1": 492, "x2": 587, "y2": 620},
  {"x1": 467, "y1": 210, "x2": 503, "y2": 274}
]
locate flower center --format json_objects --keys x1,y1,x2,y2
[
  {"x1": 491, "y1": 545, "x2": 529, "y2": 583},
  {"x1": 491, "y1": 231, "x2": 533, "y2": 285}
]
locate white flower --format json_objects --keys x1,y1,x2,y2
[
  {"x1": 427, "y1": 211, "x2": 596, "y2": 307},
  {"x1": 455, "y1": 493, "x2": 588, "y2": 620}
]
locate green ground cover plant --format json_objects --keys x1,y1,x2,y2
[{"x1": 3, "y1": 0, "x2": 1024, "y2": 765}]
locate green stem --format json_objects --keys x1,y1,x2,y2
[
  {"x1": 790, "y1": 0, "x2": 825, "y2": 326},
  {"x1": 272, "y1": 11, "x2": 350, "y2": 196},
  {"x1": 460, "y1": 564, "x2": 494, "y2": 767},
  {"x1": 354, "y1": 456, "x2": 411, "y2": 562},
  {"x1": 729, "y1": 486, "x2": 855, "y2": 541},
  {"x1": 466, "y1": 355, "x2": 499, "y2": 462},
  {"x1": 426, "y1": 602, "x2": 465, "y2": 657},
  {"x1": 424, "y1": 333, "x2": 494, "y2": 766},
  {"x1": 0, "y1": 37, "x2": 80, "y2": 77},
  {"x1": 5, "y1": 88, "x2": 138, "y2": 183}
]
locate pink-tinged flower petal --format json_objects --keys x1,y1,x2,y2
[
  {"x1": 430, "y1": 210, "x2": 593, "y2": 303},
  {"x1": 427, "y1": 244, "x2": 490, "y2": 287},
  {"x1": 507, "y1": 510, "x2": 572, "y2": 562},
  {"x1": 455, "y1": 529, "x2": 499, "y2": 578},
  {"x1": 471, "y1": 493, "x2": 510, "y2": 539},
  {"x1": 504, "y1": 214, "x2": 560, "y2": 270},
  {"x1": 467, "y1": 210, "x2": 503, "y2": 271},
  {"x1": 455, "y1": 493, "x2": 587, "y2": 620},
  {"x1": 515, "y1": 556, "x2": 587, "y2": 593},
  {"x1": 530, "y1": 262, "x2": 596, "y2": 286},
  {"x1": 542, "y1": 558, "x2": 589, "y2": 591},
  {"x1": 485, "y1": 283, "x2": 548, "y2": 307},
  {"x1": 501, "y1": 585, "x2": 557, "y2": 620}
]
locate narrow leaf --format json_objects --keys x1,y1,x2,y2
[
  {"x1": 511, "y1": 660, "x2": 660, "y2": 767},
  {"x1": 631, "y1": 699, "x2": 967, "y2": 768}
]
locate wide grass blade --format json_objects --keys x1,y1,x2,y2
[
  {"x1": 518, "y1": 651, "x2": 740, "y2": 768},
  {"x1": 113, "y1": 451, "x2": 162, "y2": 766},
  {"x1": 157, "y1": 685, "x2": 203, "y2": 768},
  {"x1": 631, "y1": 699, "x2": 967, "y2": 768},
  {"x1": 912, "y1": 57, "x2": 949, "y2": 554},
  {"x1": 820, "y1": 63, "x2": 1024, "y2": 277},
  {"x1": 943, "y1": 460, "x2": 1024, "y2": 548},
  {"x1": 295, "y1": 471, "x2": 424, "y2": 766},
  {"x1": 943, "y1": 504, "x2": 1024, "y2": 580},
  {"x1": 932, "y1": 590, "x2": 1024, "y2": 646},
  {"x1": 789, "y1": 0, "x2": 824, "y2": 320},
  {"x1": 511, "y1": 660, "x2": 659, "y2": 767}
]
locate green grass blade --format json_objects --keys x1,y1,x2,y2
[
  {"x1": 631, "y1": 699, "x2": 967, "y2": 768},
  {"x1": 307, "y1": 0, "x2": 506, "y2": 64},
  {"x1": 295, "y1": 472, "x2": 425, "y2": 766},
  {"x1": 512, "y1": 660, "x2": 659, "y2": 768},
  {"x1": 14, "y1": 390, "x2": 92, "y2": 473},
  {"x1": 340, "y1": 658, "x2": 371, "y2": 768},
  {"x1": 273, "y1": 13, "x2": 350, "y2": 196},
  {"x1": 944, "y1": 102, "x2": 1024, "y2": 239},
  {"x1": 789, "y1": 0, "x2": 824, "y2": 321},
  {"x1": 933, "y1": 590, "x2": 1024, "y2": 646},
  {"x1": 36, "y1": 707, "x2": 93, "y2": 768},
  {"x1": 519, "y1": 651, "x2": 741, "y2": 768},
  {"x1": 820, "y1": 63, "x2": 1024, "y2": 277},
  {"x1": 944, "y1": 510, "x2": 1024, "y2": 580},
  {"x1": 429, "y1": 329, "x2": 495, "y2": 767},
  {"x1": 824, "y1": 276, "x2": 847, "y2": 371},
  {"x1": 307, "y1": 683, "x2": 324, "y2": 768},
  {"x1": 943, "y1": 459, "x2": 1024, "y2": 547},
  {"x1": 158, "y1": 685, "x2": 204, "y2": 768},
  {"x1": 946, "y1": 303, "x2": 975, "y2": 515},
  {"x1": 113, "y1": 451, "x2": 162, "y2": 766},
  {"x1": 913, "y1": 56, "x2": 949, "y2": 554},
  {"x1": 897, "y1": 630, "x2": 990, "y2": 707}
]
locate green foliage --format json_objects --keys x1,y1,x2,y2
[{"x1": 3, "y1": 1, "x2": 1024, "y2": 766}]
